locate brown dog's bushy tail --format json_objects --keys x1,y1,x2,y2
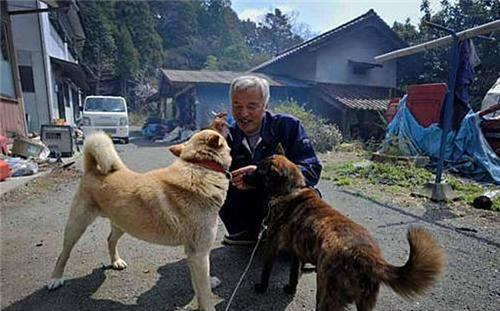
[
  {"x1": 380, "y1": 227, "x2": 445, "y2": 299},
  {"x1": 83, "y1": 132, "x2": 125, "y2": 175}
]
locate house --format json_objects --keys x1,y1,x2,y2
[
  {"x1": 156, "y1": 9, "x2": 405, "y2": 139},
  {"x1": 154, "y1": 70, "x2": 309, "y2": 129},
  {"x1": 6, "y1": 0, "x2": 86, "y2": 134},
  {"x1": 0, "y1": 0, "x2": 26, "y2": 138}
]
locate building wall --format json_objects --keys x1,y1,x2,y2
[
  {"x1": 195, "y1": 84, "x2": 230, "y2": 129},
  {"x1": 269, "y1": 86, "x2": 309, "y2": 106},
  {"x1": 1, "y1": 0, "x2": 26, "y2": 137},
  {"x1": 315, "y1": 26, "x2": 397, "y2": 88},
  {"x1": 259, "y1": 51, "x2": 317, "y2": 82},
  {"x1": 9, "y1": 0, "x2": 52, "y2": 132},
  {"x1": 9, "y1": 0, "x2": 81, "y2": 132},
  {"x1": 44, "y1": 21, "x2": 74, "y2": 61},
  {"x1": 16, "y1": 49, "x2": 50, "y2": 132}
]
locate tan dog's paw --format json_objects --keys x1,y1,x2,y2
[
  {"x1": 210, "y1": 276, "x2": 221, "y2": 289},
  {"x1": 47, "y1": 278, "x2": 65, "y2": 290},
  {"x1": 178, "y1": 293, "x2": 221, "y2": 311},
  {"x1": 112, "y1": 258, "x2": 128, "y2": 270}
]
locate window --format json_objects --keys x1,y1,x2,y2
[
  {"x1": 19, "y1": 66, "x2": 35, "y2": 93},
  {"x1": 352, "y1": 66, "x2": 368, "y2": 75},
  {"x1": 63, "y1": 83, "x2": 70, "y2": 107},
  {"x1": 84, "y1": 97, "x2": 126, "y2": 112},
  {"x1": 0, "y1": 22, "x2": 16, "y2": 99}
]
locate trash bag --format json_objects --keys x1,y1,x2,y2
[{"x1": 4, "y1": 157, "x2": 39, "y2": 177}]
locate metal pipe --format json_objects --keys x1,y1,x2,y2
[
  {"x1": 428, "y1": 21, "x2": 460, "y2": 184},
  {"x1": 374, "y1": 19, "x2": 500, "y2": 63}
]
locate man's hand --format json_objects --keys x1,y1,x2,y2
[
  {"x1": 231, "y1": 165, "x2": 257, "y2": 190},
  {"x1": 209, "y1": 112, "x2": 229, "y2": 139}
]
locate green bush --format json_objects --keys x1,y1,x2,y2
[{"x1": 273, "y1": 100, "x2": 342, "y2": 152}]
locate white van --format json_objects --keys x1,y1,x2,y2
[{"x1": 81, "y1": 96, "x2": 130, "y2": 143}]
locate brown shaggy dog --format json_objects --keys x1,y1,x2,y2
[{"x1": 245, "y1": 147, "x2": 445, "y2": 311}]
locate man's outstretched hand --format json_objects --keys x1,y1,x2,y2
[{"x1": 231, "y1": 165, "x2": 257, "y2": 190}]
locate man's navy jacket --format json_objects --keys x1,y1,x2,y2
[
  {"x1": 227, "y1": 111, "x2": 322, "y2": 186},
  {"x1": 220, "y1": 111, "x2": 322, "y2": 235}
]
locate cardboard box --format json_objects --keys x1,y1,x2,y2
[{"x1": 11, "y1": 137, "x2": 45, "y2": 158}]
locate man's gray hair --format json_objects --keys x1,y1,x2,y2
[{"x1": 229, "y1": 75, "x2": 270, "y2": 106}]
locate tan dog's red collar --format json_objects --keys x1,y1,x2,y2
[{"x1": 187, "y1": 159, "x2": 232, "y2": 180}]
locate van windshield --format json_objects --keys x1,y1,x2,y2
[{"x1": 84, "y1": 98, "x2": 126, "y2": 112}]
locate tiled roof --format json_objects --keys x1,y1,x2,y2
[
  {"x1": 317, "y1": 83, "x2": 392, "y2": 111},
  {"x1": 250, "y1": 9, "x2": 405, "y2": 72}
]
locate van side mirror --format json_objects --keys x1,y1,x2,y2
[{"x1": 79, "y1": 106, "x2": 83, "y2": 111}]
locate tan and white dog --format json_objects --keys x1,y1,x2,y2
[{"x1": 47, "y1": 130, "x2": 231, "y2": 311}]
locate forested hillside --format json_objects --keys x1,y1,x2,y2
[
  {"x1": 78, "y1": 0, "x2": 499, "y2": 110},
  {"x1": 78, "y1": 0, "x2": 303, "y2": 107}
]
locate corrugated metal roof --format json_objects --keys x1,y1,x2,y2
[
  {"x1": 250, "y1": 9, "x2": 406, "y2": 72},
  {"x1": 317, "y1": 83, "x2": 392, "y2": 111},
  {"x1": 160, "y1": 69, "x2": 283, "y2": 86}
]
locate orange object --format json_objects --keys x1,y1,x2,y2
[
  {"x1": 407, "y1": 83, "x2": 448, "y2": 127},
  {"x1": 0, "y1": 135, "x2": 7, "y2": 154},
  {"x1": 384, "y1": 98, "x2": 400, "y2": 123},
  {"x1": 0, "y1": 160, "x2": 9, "y2": 181}
]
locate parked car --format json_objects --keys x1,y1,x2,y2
[{"x1": 81, "y1": 96, "x2": 129, "y2": 144}]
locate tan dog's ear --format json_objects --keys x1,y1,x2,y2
[
  {"x1": 275, "y1": 143, "x2": 285, "y2": 155},
  {"x1": 207, "y1": 134, "x2": 222, "y2": 149},
  {"x1": 169, "y1": 144, "x2": 184, "y2": 157}
]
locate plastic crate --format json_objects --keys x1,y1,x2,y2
[{"x1": 407, "y1": 83, "x2": 448, "y2": 127}]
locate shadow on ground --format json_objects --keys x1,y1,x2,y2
[{"x1": 3, "y1": 247, "x2": 295, "y2": 311}]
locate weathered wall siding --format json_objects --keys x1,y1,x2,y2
[
  {"x1": 0, "y1": 99, "x2": 26, "y2": 137},
  {"x1": 9, "y1": 0, "x2": 51, "y2": 132},
  {"x1": 270, "y1": 87, "x2": 309, "y2": 106},
  {"x1": 315, "y1": 27, "x2": 397, "y2": 88},
  {"x1": 260, "y1": 51, "x2": 317, "y2": 82}
]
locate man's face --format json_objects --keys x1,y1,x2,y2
[{"x1": 231, "y1": 87, "x2": 266, "y2": 135}]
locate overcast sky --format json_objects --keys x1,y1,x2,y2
[{"x1": 232, "y1": 0, "x2": 444, "y2": 34}]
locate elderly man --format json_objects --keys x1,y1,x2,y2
[{"x1": 213, "y1": 75, "x2": 322, "y2": 245}]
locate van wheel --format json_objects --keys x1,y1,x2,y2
[{"x1": 122, "y1": 138, "x2": 129, "y2": 144}]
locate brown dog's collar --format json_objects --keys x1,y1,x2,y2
[{"x1": 187, "y1": 159, "x2": 232, "y2": 180}]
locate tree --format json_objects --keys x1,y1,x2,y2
[
  {"x1": 392, "y1": 0, "x2": 500, "y2": 108},
  {"x1": 79, "y1": 1, "x2": 117, "y2": 94},
  {"x1": 114, "y1": 1, "x2": 164, "y2": 77},
  {"x1": 257, "y1": 8, "x2": 303, "y2": 55},
  {"x1": 150, "y1": 0, "x2": 199, "y2": 49},
  {"x1": 114, "y1": 27, "x2": 140, "y2": 96}
]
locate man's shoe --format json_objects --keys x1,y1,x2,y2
[{"x1": 222, "y1": 231, "x2": 257, "y2": 246}]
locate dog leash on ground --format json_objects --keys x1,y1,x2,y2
[{"x1": 223, "y1": 207, "x2": 272, "y2": 311}]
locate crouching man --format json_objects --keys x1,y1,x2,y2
[{"x1": 212, "y1": 75, "x2": 322, "y2": 245}]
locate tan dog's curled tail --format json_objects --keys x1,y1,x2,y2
[
  {"x1": 380, "y1": 227, "x2": 445, "y2": 299},
  {"x1": 83, "y1": 132, "x2": 125, "y2": 174}
]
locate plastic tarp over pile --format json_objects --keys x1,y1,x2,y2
[{"x1": 385, "y1": 96, "x2": 500, "y2": 184}]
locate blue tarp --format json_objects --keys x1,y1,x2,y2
[{"x1": 385, "y1": 96, "x2": 500, "y2": 184}]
